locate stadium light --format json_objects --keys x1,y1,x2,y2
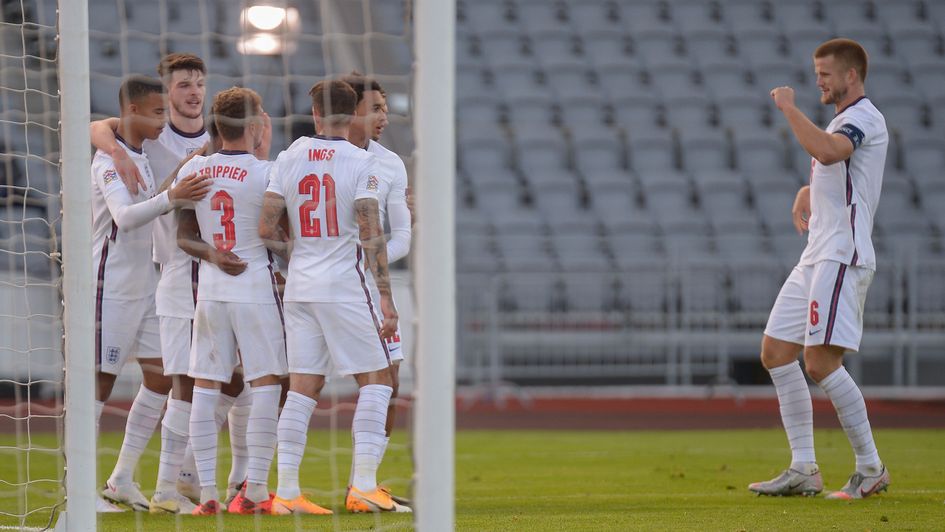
[
  {"x1": 238, "y1": 4, "x2": 300, "y2": 55},
  {"x1": 246, "y1": 5, "x2": 286, "y2": 30}
]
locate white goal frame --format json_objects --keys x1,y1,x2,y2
[{"x1": 58, "y1": 0, "x2": 95, "y2": 530}]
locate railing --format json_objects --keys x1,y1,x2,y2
[{"x1": 457, "y1": 249, "x2": 945, "y2": 392}]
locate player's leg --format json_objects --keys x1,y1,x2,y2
[
  {"x1": 103, "y1": 305, "x2": 168, "y2": 511},
  {"x1": 749, "y1": 266, "x2": 823, "y2": 496},
  {"x1": 226, "y1": 302, "x2": 288, "y2": 514},
  {"x1": 221, "y1": 368, "x2": 250, "y2": 504},
  {"x1": 187, "y1": 301, "x2": 239, "y2": 514},
  {"x1": 94, "y1": 298, "x2": 138, "y2": 512},
  {"x1": 272, "y1": 301, "x2": 333, "y2": 515},
  {"x1": 804, "y1": 262, "x2": 888, "y2": 500},
  {"x1": 151, "y1": 316, "x2": 197, "y2": 513},
  {"x1": 321, "y1": 300, "x2": 405, "y2": 513}
]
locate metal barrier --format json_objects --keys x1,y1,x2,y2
[{"x1": 457, "y1": 250, "x2": 945, "y2": 392}]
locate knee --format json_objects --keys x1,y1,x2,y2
[
  {"x1": 803, "y1": 346, "x2": 845, "y2": 384},
  {"x1": 142, "y1": 372, "x2": 172, "y2": 395},
  {"x1": 760, "y1": 336, "x2": 801, "y2": 370}
]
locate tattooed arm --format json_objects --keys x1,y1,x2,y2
[
  {"x1": 355, "y1": 197, "x2": 398, "y2": 339},
  {"x1": 259, "y1": 191, "x2": 292, "y2": 262}
]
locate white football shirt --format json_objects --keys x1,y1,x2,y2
[
  {"x1": 266, "y1": 135, "x2": 379, "y2": 303},
  {"x1": 799, "y1": 97, "x2": 887, "y2": 270},
  {"x1": 150, "y1": 124, "x2": 210, "y2": 318},
  {"x1": 181, "y1": 150, "x2": 276, "y2": 304},
  {"x1": 91, "y1": 138, "x2": 160, "y2": 300}
]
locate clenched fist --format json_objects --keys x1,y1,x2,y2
[{"x1": 770, "y1": 86, "x2": 796, "y2": 112}]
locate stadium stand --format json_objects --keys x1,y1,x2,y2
[{"x1": 0, "y1": 0, "x2": 943, "y2": 390}]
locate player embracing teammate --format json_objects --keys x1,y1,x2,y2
[{"x1": 751, "y1": 39, "x2": 891, "y2": 500}]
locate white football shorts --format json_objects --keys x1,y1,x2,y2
[
  {"x1": 97, "y1": 296, "x2": 161, "y2": 375},
  {"x1": 188, "y1": 300, "x2": 287, "y2": 382},
  {"x1": 284, "y1": 301, "x2": 391, "y2": 376},
  {"x1": 159, "y1": 316, "x2": 192, "y2": 376},
  {"x1": 765, "y1": 260, "x2": 874, "y2": 352},
  {"x1": 368, "y1": 284, "x2": 403, "y2": 362}
]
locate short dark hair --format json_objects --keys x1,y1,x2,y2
[
  {"x1": 814, "y1": 38, "x2": 868, "y2": 82},
  {"x1": 157, "y1": 53, "x2": 206, "y2": 79},
  {"x1": 211, "y1": 87, "x2": 262, "y2": 141},
  {"x1": 309, "y1": 80, "x2": 358, "y2": 121},
  {"x1": 118, "y1": 75, "x2": 165, "y2": 107},
  {"x1": 337, "y1": 70, "x2": 385, "y2": 104}
]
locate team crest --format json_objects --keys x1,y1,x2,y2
[
  {"x1": 103, "y1": 169, "x2": 119, "y2": 185},
  {"x1": 367, "y1": 175, "x2": 379, "y2": 192},
  {"x1": 105, "y1": 346, "x2": 121, "y2": 365}
]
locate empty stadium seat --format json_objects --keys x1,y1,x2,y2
[{"x1": 627, "y1": 129, "x2": 676, "y2": 173}]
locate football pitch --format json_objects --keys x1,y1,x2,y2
[{"x1": 2, "y1": 428, "x2": 943, "y2": 531}]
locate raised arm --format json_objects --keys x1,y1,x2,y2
[
  {"x1": 176, "y1": 209, "x2": 247, "y2": 276},
  {"x1": 102, "y1": 170, "x2": 211, "y2": 231},
  {"x1": 356, "y1": 197, "x2": 398, "y2": 339},
  {"x1": 771, "y1": 87, "x2": 855, "y2": 166},
  {"x1": 90, "y1": 117, "x2": 145, "y2": 194},
  {"x1": 258, "y1": 191, "x2": 292, "y2": 262}
]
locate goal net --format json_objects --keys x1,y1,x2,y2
[{"x1": 1, "y1": 0, "x2": 454, "y2": 529}]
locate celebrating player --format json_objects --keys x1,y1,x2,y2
[
  {"x1": 91, "y1": 75, "x2": 211, "y2": 512},
  {"x1": 338, "y1": 71, "x2": 412, "y2": 507},
  {"x1": 90, "y1": 53, "x2": 255, "y2": 511},
  {"x1": 750, "y1": 39, "x2": 890, "y2": 499},
  {"x1": 176, "y1": 87, "x2": 286, "y2": 515},
  {"x1": 260, "y1": 80, "x2": 406, "y2": 514}
]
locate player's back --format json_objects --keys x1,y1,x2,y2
[
  {"x1": 268, "y1": 135, "x2": 378, "y2": 303},
  {"x1": 185, "y1": 150, "x2": 274, "y2": 303},
  {"x1": 91, "y1": 143, "x2": 159, "y2": 300}
]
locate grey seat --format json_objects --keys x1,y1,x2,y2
[
  {"x1": 569, "y1": 1, "x2": 621, "y2": 32},
  {"x1": 909, "y1": 60, "x2": 945, "y2": 99},
  {"x1": 671, "y1": 0, "x2": 724, "y2": 33},
  {"x1": 554, "y1": 235, "x2": 611, "y2": 272},
  {"x1": 733, "y1": 29, "x2": 787, "y2": 64},
  {"x1": 728, "y1": 256, "x2": 784, "y2": 326},
  {"x1": 478, "y1": 29, "x2": 527, "y2": 64},
  {"x1": 714, "y1": 224, "x2": 770, "y2": 259},
  {"x1": 733, "y1": 127, "x2": 787, "y2": 174},
  {"x1": 558, "y1": 99, "x2": 606, "y2": 131},
  {"x1": 699, "y1": 58, "x2": 753, "y2": 98},
  {"x1": 663, "y1": 95, "x2": 714, "y2": 131},
  {"x1": 572, "y1": 135, "x2": 625, "y2": 174},
  {"x1": 749, "y1": 176, "x2": 801, "y2": 235},
  {"x1": 877, "y1": 94, "x2": 928, "y2": 133},
  {"x1": 368, "y1": 0, "x2": 408, "y2": 35},
  {"x1": 89, "y1": 36, "x2": 122, "y2": 76},
  {"x1": 784, "y1": 28, "x2": 835, "y2": 65},
  {"x1": 634, "y1": 27, "x2": 682, "y2": 64},
  {"x1": 461, "y1": 0, "x2": 516, "y2": 32},
  {"x1": 726, "y1": 0, "x2": 778, "y2": 34},
  {"x1": 678, "y1": 129, "x2": 730, "y2": 172},
  {"x1": 560, "y1": 272, "x2": 623, "y2": 312},
  {"x1": 461, "y1": 138, "x2": 513, "y2": 173},
  {"x1": 496, "y1": 234, "x2": 556, "y2": 272},
  {"x1": 628, "y1": 129, "x2": 676, "y2": 173},
  {"x1": 899, "y1": 132, "x2": 945, "y2": 174},
  {"x1": 497, "y1": 272, "x2": 559, "y2": 312},
  {"x1": 582, "y1": 29, "x2": 633, "y2": 66},
  {"x1": 89, "y1": 74, "x2": 122, "y2": 116},
  {"x1": 686, "y1": 28, "x2": 734, "y2": 65},
  {"x1": 890, "y1": 28, "x2": 943, "y2": 64},
  {"x1": 774, "y1": 3, "x2": 829, "y2": 34},
  {"x1": 543, "y1": 61, "x2": 595, "y2": 100},
  {"x1": 516, "y1": 0, "x2": 568, "y2": 33},
  {"x1": 528, "y1": 28, "x2": 581, "y2": 61},
  {"x1": 662, "y1": 219, "x2": 714, "y2": 258},
  {"x1": 597, "y1": 63, "x2": 650, "y2": 98},
  {"x1": 718, "y1": 93, "x2": 770, "y2": 129},
  {"x1": 647, "y1": 58, "x2": 700, "y2": 99}
]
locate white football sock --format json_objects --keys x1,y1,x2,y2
[
  {"x1": 351, "y1": 384, "x2": 392, "y2": 492},
  {"x1": 769, "y1": 361, "x2": 817, "y2": 469},
  {"x1": 245, "y1": 385, "x2": 280, "y2": 503},
  {"x1": 818, "y1": 366, "x2": 882, "y2": 474},
  {"x1": 377, "y1": 436, "x2": 390, "y2": 464},
  {"x1": 227, "y1": 386, "x2": 252, "y2": 488},
  {"x1": 215, "y1": 392, "x2": 236, "y2": 428},
  {"x1": 108, "y1": 386, "x2": 167, "y2": 486},
  {"x1": 156, "y1": 399, "x2": 191, "y2": 492},
  {"x1": 189, "y1": 387, "x2": 221, "y2": 493},
  {"x1": 276, "y1": 391, "x2": 317, "y2": 500},
  {"x1": 178, "y1": 444, "x2": 196, "y2": 484}
]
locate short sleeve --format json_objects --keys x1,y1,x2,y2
[
  {"x1": 265, "y1": 157, "x2": 285, "y2": 197},
  {"x1": 834, "y1": 108, "x2": 876, "y2": 151},
  {"x1": 355, "y1": 155, "x2": 380, "y2": 201}
]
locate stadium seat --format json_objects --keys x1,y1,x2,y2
[
  {"x1": 662, "y1": 94, "x2": 715, "y2": 131},
  {"x1": 726, "y1": 0, "x2": 777, "y2": 34},
  {"x1": 671, "y1": 0, "x2": 724, "y2": 33},
  {"x1": 699, "y1": 58, "x2": 753, "y2": 98},
  {"x1": 616, "y1": 1, "x2": 671, "y2": 33},
  {"x1": 750, "y1": 60, "x2": 804, "y2": 97},
  {"x1": 878, "y1": 94, "x2": 929, "y2": 132},
  {"x1": 889, "y1": 27, "x2": 943, "y2": 64},
  {"x1": 477, "y1": 28, "x2": 528, "y2": 63},
  {"x1": 528, "y1": 28, "x2": 581, "y2": 62},
  {"x1": 648, "y1": 57, "x2": 701, "y2": 99},
  {"x1": 832, "y1": 20, "x2": 890, "y2": 58},
  {"x1": 554, "y1": 235, "x2": 611, "y2": 272},
  {"x1": 461, "y1": 138, "x2": 513, "y2": 173},
  {"x1": 749, "y1": 176, "x2": 801, "y2": 234},
  {"x1": 717, "y1": 93, "x2": 770, "y2": 129},
  {"x1": 678, "y1": 129, "x2": 731, "y2": 172},
  {"x1": 728, "y1": 255, "x2": 784, "y2": 327},
  {"x1": 597, "y1": 63, "x2": 651, "y2": 99},
  {"x1": 368, "y1": 0, "x2": 408, "y2": 35},
  {"x1": 634, "y1": 27, "x2": 682, "y2": 64},
  {"x1": 542, "y1": 60, "x2": 596, "y2": 100},
  {"x1": 572, "y1": 135, "x2": 625, "y2": 174},
  {"x1": 505, "y1": 99, "x2": 556, "y2": 131},
  {"x1": 661, "y1": 219, "x2": 714, "y2": 258},
  {"x1": 89, "y1": 74, "x2": 122, "y2": 116},
  {"x1": 734, "y1": 29, "x2": 787, "y2": 64},
  {"x1": 714, "y1": 223, "x2": 770, "y2": 259},
  {"x1": 462, "y1": 0, "x2": 517, "y2": 33},
  {"x1": 558, "y1": 98, "x2": 607, "y2": 131},
  {"x1": 496, "y1": 234, "x2": 557, "y2": 272},
  {"x1": 491, "y1": 63, "x2": 549, "y2": 100},
  {"x1": 89, "y1": 36, "x2": 122, "y2": 76},
  {"x1": 559, "y1": 272, "x2": 623, "y2": 312},
  {"x1": 774, "y1": 3, "x2": 828, "y2": 34},
  {"x1": 909, "y1": 59, "x2": 945, "y2": 99},
  {"x1": 733, "y1": 127, "x2": 787, "y2": 174},
  {"x1": 627, "y1": 128, "x2": 676, "y2": 173},
  {"x1": 899, "y1": 133, "x2": 945, "y2": 174},
  {"x1": 686, "y1": 28, "x2": 734, "y2": 65},
  {"x1": 784, "y1": 28, "x2": 836, "y2": 65},
  {"x1": 515, "y1": 135, "x2": 570, "y2": 174},
  {"x1": 581, "y1": 29, "x2": 633, "y2": 66}
]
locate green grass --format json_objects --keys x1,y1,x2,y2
[{"x1": 2, "y1": 429, "x2": 944, "y2": 530}]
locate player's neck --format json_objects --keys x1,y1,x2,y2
[
  {"x1": 169, "y1": 112, "x2": 204, "y2": 137},
  {"x1": 834, "y1": 87, "x2": 865, "y2": 114},
  {"x1": 221, "y1": 137, "x2": 252, "y2": 153},
  {"x1": 318, "y1": 124, "x2": 351, "y2": 140},
  {"x1": 347, "y1": 127, "x2": 369, "y2": 149},
  {"x1": 114, "y1": 121, "x2": 143, "y2": 152}
]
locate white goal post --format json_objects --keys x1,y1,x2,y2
[
  {"x1": 58, "y1": 0, "x2": 96, "y2": 530},
  {"x1": 413, "y1": 0, "x2": 456, "y2": 530}
]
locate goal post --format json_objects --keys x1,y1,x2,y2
[
  {"x1": 58, "y1": 0, "x2": 96, "y2": 530},
  {"x1": 413, "y1": 0, "x2": 456, "y2": 530}
]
